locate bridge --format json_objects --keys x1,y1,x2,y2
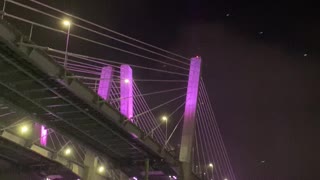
[{"x1": 0, "y1": 0, "x2": 235, "y2": 179}]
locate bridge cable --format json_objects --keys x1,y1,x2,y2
[
  {"x1": 27, "y1": 0, "x2": 190, "y2": 61},
  {"x1": 16, "y1": 42, "x2": 189, "y2": 76},
  {"x1": 3, "y1": 6, "x2": 189, "y2": 71},
  {"x1": 132, "y1": 86, "x2": 163, "y2": 143},
  {"x1": 133, "y1": 83, "x2": 166, "y2": 144},
  {"x1": 108, "y1": 87, "x2": 187, "y2": 104},
  {"x1": 200, "y1": 80, "x2": 236, "y2": 179},
  {"x1": 197, "y1": 90, "x2": 224, "y2": 179}
]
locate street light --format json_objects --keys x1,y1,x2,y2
[
  {"x1": 98, "y1": 165, "x2": 105, "y2": 174},
  {"x1": 62, "y1": 20, "x2": 71, "y2": 27},
  {"x1": 20, "y1": 125, "x2": 29, "y2": 134},
  {"x1": 161, "y1": 116, "x2": 168, "y2": 140},
  {"x1": 64, "y1": 147, "x2": 72, "y2": 156},
  {"x1": 161, "y1": 116, "x2": 168, "y2": 122},
  {"x1": 62, "y1": 19, "x2": 71, "y2": 68},
  {"x1": 209, "y1": 163, "x2": 214, "y2": 179}
]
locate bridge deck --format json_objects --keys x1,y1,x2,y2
[{"x1": 0, "y1": 20, "x2": 177, "y2": 176}]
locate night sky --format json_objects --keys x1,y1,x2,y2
[{"x1": 10, "y1": 0, "x2": 320, "y2": 179}]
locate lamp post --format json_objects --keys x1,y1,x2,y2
[
  {"x1": 209, "y1": 163, "x2": 214, "y2": 180},
  {"x1": 161, "y1": 116, "x2": 168, "y2": 140},
  {"x1": 62, "y1": 19, "x2": 71, "y2": 68}
]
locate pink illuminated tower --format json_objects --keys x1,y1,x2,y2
[
  {"x1": 179, "y1": 56, "x2": 202, "y2": 179},
  {"x1": 120, "y1": 65, "x2": 133, "y2": 120},
  {"x1": 40, "y1": 125, "x2": 47, "y2": 146},
  {"x1": 97, "y1": 66, "x2": 113, "y2": 100}
]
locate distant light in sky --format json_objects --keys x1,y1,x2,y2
[
  {"x1": 226, "y1": 13, "x2": 230, "y2": 16},
  {"x1": 304, "y1": 53, "x2": 308, "y2": 57}
]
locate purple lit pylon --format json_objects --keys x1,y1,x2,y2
[
  {"x1": 98, "y1": 66, "x2": 113, "y2": 100},
  {"x1": 179, "y1": 56, "x2": 201, "y2": 179},
  {"x1": 120, "y1": 65, "x2": 133, "y2": 121},
  {"x1": 40, "y1": 125, "x2": 47, "y2": 146}
]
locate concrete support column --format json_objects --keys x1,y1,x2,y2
[
  {"x1": 83, "y1": 150, "x2": 104, "y2": 180},
  {"x1": 120, "y1": 65, "x2": 133, "y2": 120},
  {"x1": 98, "y1": 66, "x2": 113, "y2": 100},
  {"x1": 145, "y1": 158, "x2": 149, "y2": 180},
  {"x1": 179, "y1": 57, "x2": 201, "y2": 180}
]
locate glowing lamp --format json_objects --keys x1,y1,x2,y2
[
  {"x1": 20, "y1": 125, "x2": 29, "y2": 134},
  {"x1": 98, "y1": 166, "x2": 105, "y2": 173},
  {"x1": 64, "y1": 148, "x2": 72, "y2": 156},
  {"x1": 161, "y1": 116, "x2": 168, "y2": 122},
  {"x1": 62, "y1": 20, "x2": 71, "y2": 27}
]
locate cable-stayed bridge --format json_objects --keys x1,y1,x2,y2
[{"x1": 0, "y1": 0, "x2": 235, "y2": 179}]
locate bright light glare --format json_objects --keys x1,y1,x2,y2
[
  {"x1": 209, "y1": 163, "x2": 213, "y2": 167},
  {"x1": 224, "y1": 178, "x2": 228, "y2": 180},
  {"x1": 64, "y1": 148, "x2": 71, "y2": 155},
  {"x1": 98, "y1": 166, "x2": 105, "y2": 173},
  {"x1": 62, "y1": 20, "x2": 71, "y2": 27},
  {"x1": 161, "y1": 116, "x2": 168, "y2": 122},
  {"x1": 124, "y1": 79, "x2": 130, "y2": 84},
  {"x1": 20, "y1": 125, "x2": 29, "y2": 134}
]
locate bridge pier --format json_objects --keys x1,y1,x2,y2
[
  {"x1": 145, "y1": 158, "x2": 149, "y2": 180},
  {"x1": 179, "y1": 57, "x2": 202, "y2": 180},
  {"x1": 83, "y1": 150, "x2": 105, "y2": 180}
]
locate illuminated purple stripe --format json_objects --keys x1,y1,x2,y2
[
  {"x1": 98, "y1": 66, "x2": 113, "y2": 100},
  {"x1": 120, "y1": 65, "x2": 133, "y2": 120},
  {"x1": 179, "y1": 56, "x2": 201, "y2": 163},
  {"x1": 40, "y1": 125, "x2": 47, "y2": 146}
]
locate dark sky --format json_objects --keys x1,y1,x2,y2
[{"x1": 10, "y1": 0, "x2": 320, "y2": 179}]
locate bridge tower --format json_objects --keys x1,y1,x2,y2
[
  {"x1": 97, "y1": 66, "x2": 113, "y2": 100},
  {"x1": 179, "y1": 57, "x2": 202, "y2": 180},
  {"x1": 120, "y1": 64, "x2": 133, "y2": 120}
]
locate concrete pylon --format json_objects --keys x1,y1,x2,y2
[
  {"x1": 34, "y1": 122, "x2": 47, "y2": 147},
  {"x1": 97, "y1": 66, "x2": 113, "y2": 100},
  {"x1": 83, "y1": 150, "x2": 105, "y2": 180},
  {"x1": 120, "y1": 65, "x2": 133, "y2": 120},
  {"x1": 179, "y1": 57, "x2": 202, "y2": 180}
]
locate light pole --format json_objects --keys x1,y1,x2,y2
[
  {"x1": 209, "y1": 163, "x2": 214, "y2": 180},
  {"x1": 161, "y1": 116, "x2": 168, "y2": 140},
  {"x1": 62, "y1": 19, "x2": 71, "y2": 68}
]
